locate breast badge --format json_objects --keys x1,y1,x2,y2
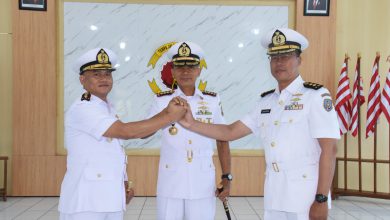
[
  {"x1": 284, "y1": 101, "x2": 303, "y2": 110},
  {"x1": 196, "y1": 105, "x2": 212, "y2": 115}
]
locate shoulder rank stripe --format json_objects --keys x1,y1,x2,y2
[
  {"x1": 303, "y1": 82, "x2": 323, "y2": 90},
  {"x1": 81, "y1": 92, "x2": 91, "y2": 101},
  {"x1": 260, "y1": 89, "x2": 275, "y2": 97},
  {"x1": 156, "y1": 90, "x2": 174, "y2": 97},
  {"x1": 202, "y1": 90, "x2": 217, "y2": 97}
]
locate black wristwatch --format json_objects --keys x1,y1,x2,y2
[
  {"x1": 221, "y1": 173, "x2": 233, "y2": 181},
  {"x1": 315, "y1": 194, "x2": 328, "y2": 203}
]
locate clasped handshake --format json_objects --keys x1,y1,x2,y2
[{"x1": 165, "y1": 97, "x2": 194, "y2": 128}]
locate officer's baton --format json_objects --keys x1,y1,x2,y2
[{"x1": 217, "y1": 187, "x2": 231, "y2": 220}]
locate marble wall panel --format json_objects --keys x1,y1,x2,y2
[{"x1": 63, "y1": 2, "x2": 288, "y2": 149}]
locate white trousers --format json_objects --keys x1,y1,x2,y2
[
  {"x1": 60, "y1": 211, "x2": 123, "y2": 220},
  {"x1": 157, "y1": 196, "x2": 216, "y2": 220},
  {"x1": 264, "y1": 210, "x2": 308, "y2": 220}
]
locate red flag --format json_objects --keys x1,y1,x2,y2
[
  {"x1": 366, "y1": 55, "x2": 382, "y2": 138},
  {"x1": 335, "y1": 57, "x2": 352, "y2": 135},
  {"x1": 350, "y1": 56, "x2": 365, "y2": 137},
  {"x1": 381, "y1": 68, "x2": 390, "y2": 123}
]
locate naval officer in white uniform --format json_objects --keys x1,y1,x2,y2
[
  {"x1": 146, "y1": 42, "x2": 232, "y2": 220},
  {"x1": 179, "y1": 29, "x2": 340, "y2": 220},
  {"x1": 59, "y1": 48, "x2": 187, "y2": 220}
]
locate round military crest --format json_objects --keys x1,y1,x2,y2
[{"x1": 323, "y1": 98, "x2": 333, "y2": 112}]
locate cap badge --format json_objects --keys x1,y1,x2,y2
[
  {"x1": 178, "y1": 43, "x2": 191, "y2": 57},
  {"x1": 272, "y1": 31, "x2": 286, "y2": 46},
  {"x1": 97, "y1": 49, "x2": 110, "y2": 64}
]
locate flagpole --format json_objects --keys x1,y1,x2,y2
[
  {"x1": 344, "y1": 134, "x2": 347, "y2": 191},
  {"x1": 374, "y1": 52, "x2": 380, "y2": 194},
  {"x1": 357, "y1": 53, "x2": 362, "y2": 192},
  {"x1": 387, "y1": 55, "x2": 390, "y2": 193},
  {"x1": 344, "y1": 53, "x2": 349, "y2": 191}
]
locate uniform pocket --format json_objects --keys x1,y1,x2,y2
[
  {"x1": 259, "y1": 115, "x2": 270, "y2": 139},
  {"x1": 84, "y1": 167, "x2": 116, "y2": 181},
  {"x1": 286, "y1": 165, "x2": 318, "y2": 181},
  {"x1": 280, "y1": 112, "x2": 305, "y2": 124},
  {"x1": 159, "y1": 160, "x2": 178, "y2": 172}
]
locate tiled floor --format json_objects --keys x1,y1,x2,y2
[{"x1": 1, "y1": 196, "x2": 390, "y2": 220}]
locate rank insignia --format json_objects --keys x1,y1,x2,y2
[
  {"x1": 293, "y1": 93, "x2": 303, "y2": 96},
  {"x1": 285, "y1": 102, "x2": 303, "y2": 110},
  {"x1": 303, "y1": 82, "x2": 323, "y2": 90},
  {"x1": 81, "y1": 92, "x2": 91, "y2": 101},
  {"x1": 323, "y1": 98, "x2": 333, "y2": 112},
  {"x1": 219, "y1": 102, "x2": 224, "y2": 116}
]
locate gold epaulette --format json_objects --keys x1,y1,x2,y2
[
  {"x1": 303, "y1": 82, "x2": 323, "y2": 90},
  {"x1": 260, "y1": 89, "x2": 275, "y2": 97},
  {"x1": 202, "y1": 90, "x2": 217, "y2": 97},
  {"x1": 81, "y1": 92, "x2": 91, "y2": 101},
  {"x1": 156, "y1": 90, "x2": 174, "y2": 97}
]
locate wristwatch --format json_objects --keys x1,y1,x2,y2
[
  {"x1": 315, "y1": 194, "x2": 328, "y2": 203},
  {"x1": 221, "y1": 173, "x2": 233, "y2": 181}
]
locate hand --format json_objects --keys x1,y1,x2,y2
[
  {"x1": 124, "y1": 181, "x2": 135, "y2": 204},
  {"x1": 215, "y1": 179, "x2": 231, "y2": 202},
  {"x1": 166, "y1": 97, "x2": 187, "y2": 122},
  {"x1": 178, "y1": 103, "x2": 195, "y2": 128},
  {"x1": 309, "y1": 201, "x2": 328, "y2": 220}
]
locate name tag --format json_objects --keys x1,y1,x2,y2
[{"x1": 261, "y1": 109, "x2": 271, "y2": 114}]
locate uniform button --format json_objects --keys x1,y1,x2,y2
[
  {"x1": 302, "y1": 174, "x2": 307, "y2": 178},
  {"x1": 274, "y1": 121, "x2": 279, "y2": 126},
  {"x1": 271, "y1": 142, "x2": 276, "y2": 147},
  {"x1": 261, "y1": 122, "x2": 265, "y2": 127},
  {"x1": 189, "y1": 140, "x2": 192, "y2": 144},
  {"x1": 97, "y1": 173, "x2": 101, "y2": 178},
  {"x1": 165, "y1": 164, "x2": 169, "y2": 168},
  {"x1": 279, "y1": 100, "x2": 284, "y2": 105},
  {"x1": 289, "y1": 119, "x2": 293, "y2": 123}
]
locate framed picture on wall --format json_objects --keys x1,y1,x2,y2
[
  {"x1": 19, "y1": 0, "x2": 47, "y2": 11},
  {"x1": 304, "y1": 0, "x2": 329, "y2": 16}
]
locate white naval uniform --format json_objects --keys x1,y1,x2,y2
[
  {"x1": 241, "y1": 75, "x2": 340, "y2": 219},
  {"x1": 59, "y1": 94, "x2": 127, "y2": 219},
  {"x1": 148, "y1": 88, "x2": 225, "y2": 220}
]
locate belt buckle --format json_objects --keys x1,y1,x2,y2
[{"x1": 272, "y1": 162, "x2": 279, "y2": 172}]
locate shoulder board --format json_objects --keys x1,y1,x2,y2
[
  {"x1": 202, "y1": 90, "x2": 217, "y2": 97},
  {"x1": 260, "y1": 89, "x2": 275, "y2": 97},
  {"x1": 303, "y1": 82, "x2": 323, "y2": 90},
  {"x1": 81, "y1": 92, "x2": 91, "y2": 101},
  {"x1": 156, "y1": 90, "x2": 174, "y2": 97}
]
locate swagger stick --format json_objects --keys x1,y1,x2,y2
[{"x1": 217, "y1": 187, "x2": 231, "y2": 220}]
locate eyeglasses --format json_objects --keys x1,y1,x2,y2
[{"x1": 268, "y1": 53, "x2": 297, "y2": 62}]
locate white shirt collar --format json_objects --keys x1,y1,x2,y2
[
  {"x1": 275, "y1": 75, "x2": 304, "y2": 95},
  {"x1": 176, "y1": 87, "x2": 204, "y2": 99},
  {"x1": 88, "y1": 93, "x2": 113, "y2": 107}
]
